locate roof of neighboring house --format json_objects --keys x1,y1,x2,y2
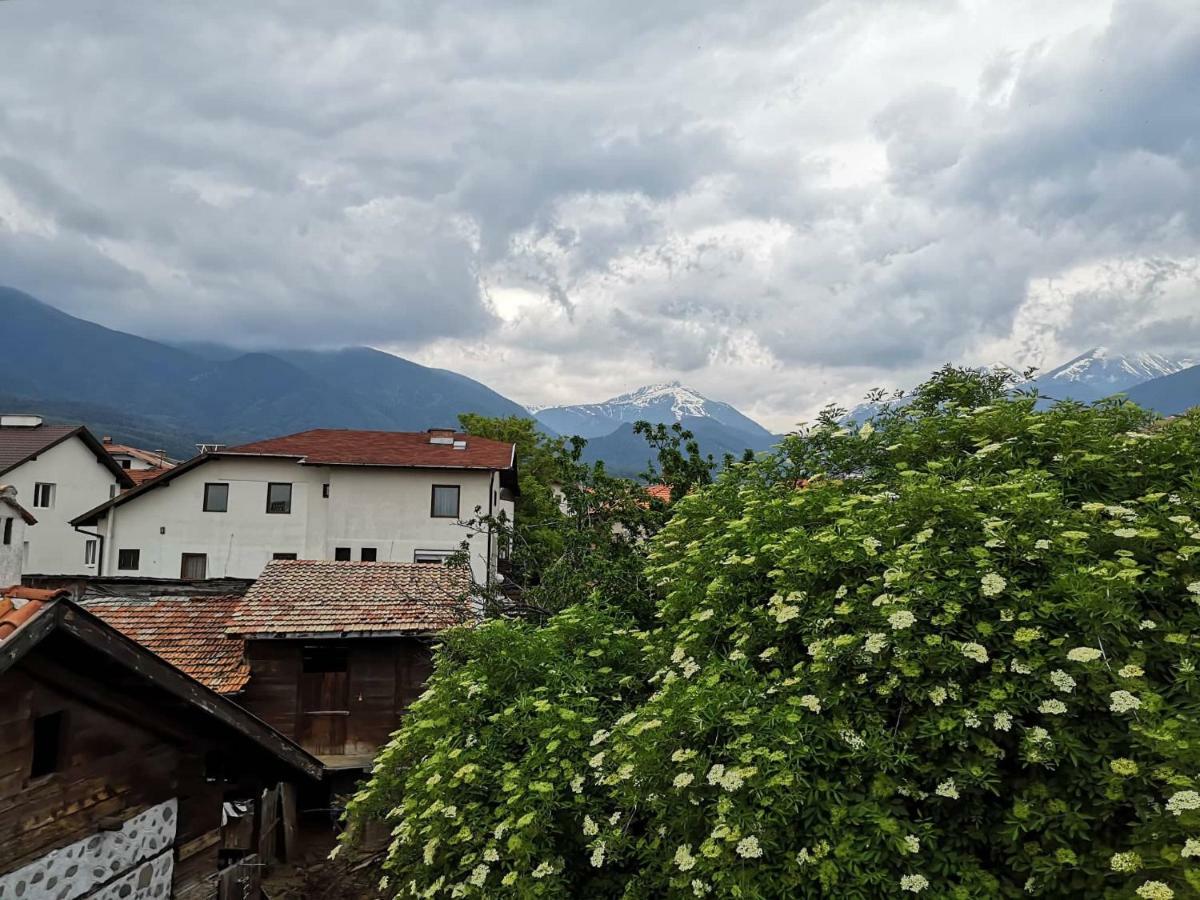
[
  {"x1": 0, "y1": 423, "x2": 135, "y2": 486},
  {"x1": 0, "y1": 584, "x2": 322, "y2": 780},
  {"x1": 102, "y1": 441, "x2": 177, "y2": 469},
  {"x1": 228, "y1": 559, "x2": 472, "y2": 637},
  {"x1": 73, "y1": 428, "x2": 518, "y2": 527},
  {"x1": 0, "y1": 484, "x2": 37, "y2": 525},
  {"x1": 645, "y1": 484, "x2": 673, "y2": 503},
  {"x1": 84, "y1": 595, "x2": 249, "y2": 694},
  {"x1": 125, "y1": 467, "x2": 171, "y2": 487},
  {"x1": 222, "y1": 429, "x2": 516, "y2": 471}
]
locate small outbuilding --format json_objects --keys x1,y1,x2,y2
[{"x1": 0, "y1": 586, "x2": 323, "y2": 899}]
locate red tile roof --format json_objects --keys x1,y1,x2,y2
[
  {"x1": 84, "y1": 596, "x2": 250, "y2": 694},
  {"x1": 228, "y1": 560, "x2": 472, "y2": 637},
  {"x1": 645, "y1": 484, "x2": 673, "y2": 503},
  {"x1": 126, "y1": 467, "x2": 171, "y2": 487},
  {"x1": 221, "y1": 429, "x2": 515, "y2": 471},
  {"x1": 103, "y1": 442, "x2": 177, "y2": 469},
  {"x1": 0, "y1": 586, "x2": 67, "y2": 639}
]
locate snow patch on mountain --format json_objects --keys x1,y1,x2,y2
[{"x1": 1041, "y1": 348, "x2": 1196, "y2": 391}]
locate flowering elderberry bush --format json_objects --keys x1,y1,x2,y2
[{"x1": 346, "y1": 371, "x2": 1200, "y2": 899}]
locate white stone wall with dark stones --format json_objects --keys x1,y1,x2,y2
[{"x1": 0, "y1": 798, "x2": 177, "y2": 900}]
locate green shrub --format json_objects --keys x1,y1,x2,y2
[{"x1": 348, "y1": 373, "x2": 1200, "y2": 899}]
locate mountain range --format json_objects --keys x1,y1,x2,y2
[
  {"x1": 5, "y1": 286, "x2": 1200, "y2": 475},
  {"x1": 846, "y1": 348, "x2": 1200, "y2": 421}
]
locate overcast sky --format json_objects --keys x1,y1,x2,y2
[{"x1": 1, "y1": 1, "x2": 1198, "y2": 430}]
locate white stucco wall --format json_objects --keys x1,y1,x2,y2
[
  {"x1": 0, "y1": 503, "x2": 28, "y2": 588},
  {"x1": 4, "y1": 437, "x2": 122, "y2": 576},
  {"x1": 98, "y1": 457, "x2": 505, "y2": 583}
]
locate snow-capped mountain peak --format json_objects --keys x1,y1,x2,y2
[
  {"x1": 1038, "y1": 348, "x2": 1197, "y2": 394},
  {"x1": 532, "y1": 382, "x2": 773, "y2": 441},
  {"x1": 604, "y1": 382, "x2": 712, "y2": 419}
]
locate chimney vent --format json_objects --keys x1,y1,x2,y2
[
  {"x1": 102, "y1": 435, "x2": 113, "y2": 444},
  {"x1": 0, "y1": 414, "x2": 43, "y2": 428},
  {"x1": 427, "y1": 428, "x2": 455, "y2": 445}
]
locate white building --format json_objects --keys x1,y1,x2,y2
[
  {"x1": 73, "y1": 428, "x2": 518, "y2": 586},
  {"x1": 0, "y1": 485, "x2": 37, "y2": 586},
  {"x1": 0, "y1": 415, "x2": 132, "y2": 576}
]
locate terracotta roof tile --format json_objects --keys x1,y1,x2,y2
[
  {"x1": 125, "y1": 467, "x2": 171, "y2": 487},
  {"x1": 84, "y1": 595, "x2": 249, "y2": 694},
  {"x1": 103, "y1": 443, "x2": 177, "y2": 468},
  {"x1": 221, "y1": 429, "x2": 515, "y2": 471},
  {"x1": 0, "y1": 586, "x2": 66, "y2": 640},
  {"x1": 645, "y1": 484, "x2": 673, "y2": 503},
  {"x1": 229, "y1": 560, "x2": 472, "y2": 637}
]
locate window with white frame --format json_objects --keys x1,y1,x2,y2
[{"x1": 32, "y1": 483, "x2": 54, "y2": 508}]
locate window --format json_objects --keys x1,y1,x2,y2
[
  {"x1": 119, "y1": 459, "x2": 132, "y2": 469},
  {"x1": 203, "y1": 483, "x2": 229, "y2": 513},
  {"x1": 322, "y1": 483, "x2": 330, "y2": 498},
  {"x1": 32, "y1": 483, "x2": 54, "y2": 509},
  {"x1": 272, "y1": 552, "x2": 298, "y2": 560},
  {"x1": 414, "y1": 550, "x2": 453, "y2": 565},
  {"x1": 30, "y1": 711, "x2": 65, "y2": 778},
  {"x1": 302, "y1": 645, "x2": 347, "y2": 673},
  {"x1": 334, "y1": 547, "x2": 352, "y2": 561},
  {"x1": 84, "y1": 539, "x2": 97, "y2": 566},
  {"x1": 109, "y1": 484, "x2": 117, "y2": 499},
  {"x1": 266, "y1": 482, "x2": 292, "y2": 514},
  {"x1": 431, "y1": 485, "x2": 460, "y2": 518},
  {"x1": 360, "y1": 547, "x2": 377, "y2": 562},
  {"x1": 181, "y1": 553, "x2": 207, "y2": 579},
  {"x1": 117, "y1": 549, "x2": 140, "y2": 571},
  {"x1": 2, "y1": 518, "x2": 11, "y2": 546}
]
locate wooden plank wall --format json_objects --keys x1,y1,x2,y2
[{"x1": 0, "y1": 669, "x2": 184, "y2": 873}]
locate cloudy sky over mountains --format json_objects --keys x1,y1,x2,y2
[{"x1": 1, "y1": 0, "x2": 1197, "y2": 430}]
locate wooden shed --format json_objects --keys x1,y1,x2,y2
[
  {"x1": 0, "y1": 586, "x2": 323, "y2": 899},
  {"x1": 226, "y1": 559, "x2": 471, "y2": 770}
]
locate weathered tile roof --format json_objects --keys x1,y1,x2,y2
[
  {"x1": 84, "y1": 595, "x2": 250, "y2": 694},
  {"x1": 103, "y1": 442, "x2": 177, "y2": 469},
  {"x1": 222, "y1": 429, "x2": 515, "y2": 471},
  {"x1": 125, "y1": 467, "x2": 171, "y2": 487},
  {"x1": 228, "y1": 559, "x2": 472, "y2": 637},
  {"x1": 0, "y1": 586, "x2": 65, "y2": 639}
]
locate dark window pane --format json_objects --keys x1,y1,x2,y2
[
  {"x1": 30, "y1": 711, "x2": 65, "y2": 777},
  {"x1": 360, "y1": 547, "x2": 377, "y2": 562},
  {"x1": 118, "y1": 549, "x2": 140, "y2": 570},
  {"x1": 266, "y1": 482, "x2": 292, "y2": 514},
  {"x1": 181, "y1": 553, "x2": 207, "y2": 579},
  {"x1": 203, "y1": 483, "x2": 229, "y2": 512},
  {"x1": 273, "y1": 552, "x2": 298, "y2": 560},
  {"x1": 302, "y1": 646, "x2": 347, "y2": 673},
  {"x1": 431, "y1": 485, "x2": 460, "y2": 518},
  {"x1": 334, "y1": 547, "x2": 351, "y2": 561}
]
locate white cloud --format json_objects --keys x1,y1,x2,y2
[{"x1": 2, "y1": 0, "x2": 1199, "y2": 431}]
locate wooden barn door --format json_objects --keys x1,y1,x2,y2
[{"x1": 298, "y1": 645, "x2": 349, "y2": 756}]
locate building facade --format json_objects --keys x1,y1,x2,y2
[
  {"x1": 74, "y1": 428, "x2": 517, "y2": 586},
  {"x1": 0, "y1": 485, "x2": 36, "y2": 587},
  {"x1": 0, "y1": 416, "x2": 132, "y2": 577}
]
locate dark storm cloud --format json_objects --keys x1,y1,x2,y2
[{"x1": 0, "y1": 0, "x2": 1197, "y2": 424}]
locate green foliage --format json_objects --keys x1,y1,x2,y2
[{"x1": 349, "y1": 371, "x2": 1200, "y2": 899}]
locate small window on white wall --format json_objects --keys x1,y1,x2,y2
[
  {"x1": 84, "y1": 540, "x2": 97, "y2": 566},
  {"x1": 414, "y1": 550, "x2": 454, "y2": 565},
  {"x1": 32, "y1": 483, "x2": 54, "y2": 509},
  {"x1": 431, "y1": 485, "x2": 460, "y2": 518}
]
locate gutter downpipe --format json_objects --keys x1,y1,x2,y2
[{"x1": 73, "y1": 523, "x2": 105, "y2": 577}]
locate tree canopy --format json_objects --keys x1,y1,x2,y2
[{"x1": 352, "y1": 373, "x2": 1200, "y2": 899}]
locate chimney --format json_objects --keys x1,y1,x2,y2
[
  {"x1": 102, "y1": 435, "x2": 113, "y2": 444},
  {"x1": 427, "y1": 428, "x2": 456, "y2": 446},
  {"x1": 0, "y1": 414, "x2": 43, "y2": 428}
]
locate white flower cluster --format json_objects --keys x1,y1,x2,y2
[
  {"x1": 889, "y1": 609, "x2": 916, "y2": 631},
  {"x1": 993, "y1": 711, "x2": 1013, "y2": 731},
  {"x1": 1049, "y1": 670, "x2": 1075, "y2": 693},
  {"x1": 1067, "y1": 647, "x2": 1103, "y2": 663},
  {"x1": 900, "y1": 874, "x2": 929, "y2": 893},
  {"x1": 674, "y1": 845, "x2": 697, "y2": 872},
  {"x1": 936, "y1": 779, "x2": 959, "y2": 799},
  {"x1": 1135, "y1": 882, "x2": 1174, "y2": 900},
  {"x1": 1167, "y1": 790, "x2": 1200, "y2": 816},
  {"x1": 1038, "y1": 699, "x2": 1067, "y2": 715},
  {"x1": 1109, "y1": 690, "x2": 1141, "y2": 714},
  {"x1": 960, "y1": 642, "x2": 989, "y2": 664},
  {"x1": 864, "y1": 633, "x2": 888, "y2": 654},
  {"x1": 799, "y1": 694, "x2": 821, "y2": 713},
  {"x1": 736, "y1": 836, "x2": 763, "y2": 859},
  {"x1": 706, "y1": 763, "x2": 747, "y2": 792},
  {"x1": 981, "y1": 573, "x2": 1007, "y2": 597}
]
